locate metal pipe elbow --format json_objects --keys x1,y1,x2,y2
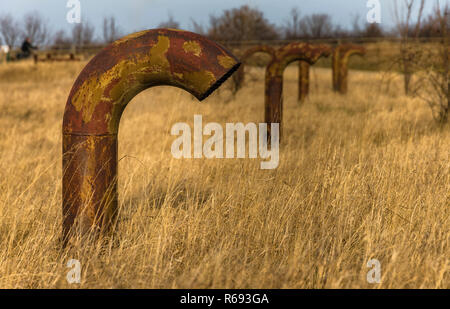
[{"x1": 63, "y1": 29, "x2": 240, "y2": 136}]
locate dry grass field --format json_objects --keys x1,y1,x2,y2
[{"x1": 0, "y1": 58, "x2": 448, "y2": 288}]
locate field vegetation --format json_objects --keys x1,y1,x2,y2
[{"x1": 0, "y1": 58, "x2": 448, "y2": 288}]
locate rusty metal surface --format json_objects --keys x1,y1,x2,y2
[
  {"x1": 233, "y1": 45, "x2": 276, "y2": 93},
  {"x1": 332, "y1": 44, "x2": 366, "y2": 94},
  {"x1": 265, "y1": 43, "x2": 332, "y2": 139},
  {"x1": 62, "y1": 134, "x2": 117, "y2": 237},
  {"x1": 298, "y1": 61, "x2": 311, "y2": 103},
  {"x1": 62, "y1": 29, "x2": 240, "y2": 242}
]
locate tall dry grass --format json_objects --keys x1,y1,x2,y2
[{"x1": 0, "y1": 59, "x2": 448, "y2": 288}]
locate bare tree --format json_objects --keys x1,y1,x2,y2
[
  {"x1": 393, "y1": 0, "x2": 425, "y2": 95},
  {"x1": 333, "y1": 25, "x2": 350, "y2": 38},
  {"x1": 284, "y1": 8, "x2": 301, "y2": 39},
  {"x1": 419, "y1": 8, "x2": 448, "y2": 37},
  {"x1": 0, "y1": 14, "x2": 21, "y2": 48},
  {"x1": 157, "y1": 14, "x2": 180, "y2": 29},
  {"x1": 362, "y1": 23, "x2": 385, "y2": 37},
  {"x1": 300, "y1": 14, "x2": 335, "y2": 38},
  {"x1": 103, "y1": 16, "x2": 121, "y2": 43},
  {"x1": 72, "y1": 21, "x2": 95, "y2": 48},
  {"x1": 22, "y1": 11, "x2": 51, "y2": 46},
  {"x1": 52, "y1": 29, "x2": 72, "y2": 49},
  {"x1": 351, "y1": 14, "x2": 362, "y2": 37},
  {"x1": 207, "y1": 5, "x2": 279, "y2": 43},
  {"x1": 190, "y1": 18, "x2": 205, "y2": 35},
  {"x1": 413, "y1": 2, "x2": 449, "y2": 123}
]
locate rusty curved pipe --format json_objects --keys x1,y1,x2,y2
[
  {"x1": 233, "y1": 45, "x2": 276, "y2": 92},
  {"x1": 265, "y1": 43, "x2": 332, "y2": 139},
  {"x1": 62, "y1": 29, "x2": 240, "y2": 241},
  {"x1": 332, "y1": 44, "x2": 366, "y2": 94}
]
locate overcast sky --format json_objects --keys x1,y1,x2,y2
[{"x1": 0, "y1": 0, "x2": 437, "y2": 38}]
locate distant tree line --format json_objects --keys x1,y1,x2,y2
[
  {"x1": 0, "y1": 4, "x2": 448, "y2": 49},
  {"x1": 0, "y1": 12, "x2": 121, "y2": 49},
  {"x1": 204, "y1": 5, "x2": 447, "y2": 42}
]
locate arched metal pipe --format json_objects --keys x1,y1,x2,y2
[
  {"x1": 332, "y1": 44, "x2": 366, "y2": 94},
  {"x1": 265, "y1": 43, "x2": 332, "y2": 139},
  {"x1": 233, "y1": 45, "x2": 276, "y2": 92},
  {"x1": 297, "y1": 61, "x2": 311, "y2": 103},
  {"x1": 62, "y1": 29, "x2": 240, "y2": 241}
]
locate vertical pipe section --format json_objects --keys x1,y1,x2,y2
[
  {"x1": 265, "y1": 43, "x2": 331, "y2": 139},
  {"x1": 332, "y1": 44, "x2": 366, "y2": 94},
  {"x1": 62, "y1": 29, "x2": 240, "y2": 241},
  {"x1": 298, "y1": 61, "x2": 311, "y2": 103}
]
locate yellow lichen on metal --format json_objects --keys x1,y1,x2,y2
[
  {"x1": 113, "y1": 30, "x2": 149, "y2": 46},
  {"x1": 183, "y1": 41, "x2": 202, "y2": 57},
  {"x1": 217, "y1": 55, "x2": 236, "y2": 69},
  {"x1": 148, "y1": 35, "x2": 171, "y2": 70},
  {"x1": 107, "y1": 36, "x2": 172, "y2": 106},
  {"x1": 71, "y1": 77, "x2": 105, "y2": 123},
  {"x1": 183, "y1": 70, "x2": 216, "y2": 94},
  {"x1": 71, "y1": 35, "x2": 172, "y2": 126}
]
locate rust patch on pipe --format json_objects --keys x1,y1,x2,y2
[
  {"x1": 62, "y1": 28, "x2": 240, "y2": 243},
  {"x1": 332, "y1": 44, "x2": 366, "y2": 94}
]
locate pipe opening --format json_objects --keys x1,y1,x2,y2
[{"x1": 198, "y1": 62, "x2": 241, "y2": 101}]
